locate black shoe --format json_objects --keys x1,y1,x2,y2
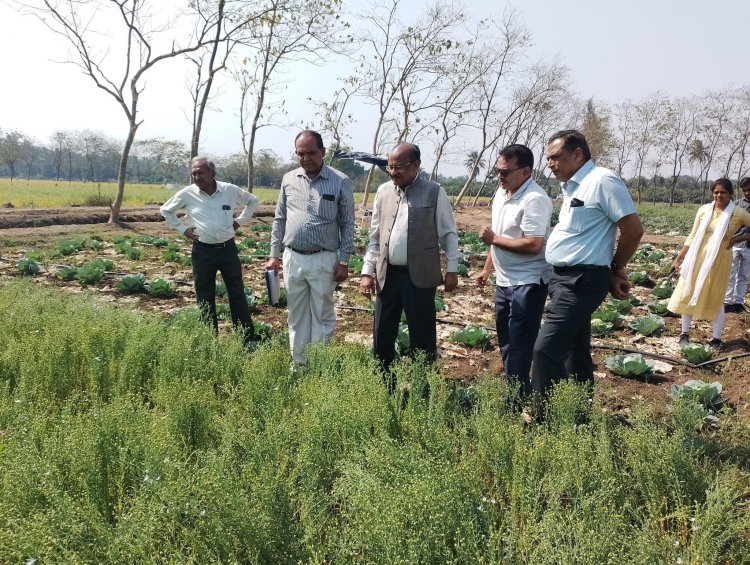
[
  {"x1": 709, "y1": 338, "x2": 723, "y2": 352},
  {"x1": 678, "y1": 333, "x2": 690, "y2": 346},
  {"x1": 736, "y1": 303, "x2": 747, "y2": 313},
  {"x1": 724, "y1": 303, "x2": 735, "y2": 313}
]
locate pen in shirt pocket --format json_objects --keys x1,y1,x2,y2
[
  {"x1": 570, "y1": 198, "x2": 584, "y2": 208},
  {"x1": 222, "y1": 204, "x2": 231, "y2": 210}
]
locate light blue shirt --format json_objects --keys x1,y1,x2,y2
[
  {"x1": 490, "y1": 178, "x2": 553, "y2": 286},
  {"x1": 545, "y1": 160, "x2": 636, "y2": 267}
]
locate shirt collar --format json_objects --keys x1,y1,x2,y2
[
  {"x1": 296, "y1": 164, "x2": 329, "y2": 181},
  {"x1": 505, "y1": 177, "x2": 533, "y2": 201},
  {"x1": 192, "y1": 180, "x2": 223, "y2": 195},
  {"x1": 563, "y1": 159, "x2": 595, "y2": 190},
  {"x1": 393, "y1": 173, "x2": 419, "y2": 195}
]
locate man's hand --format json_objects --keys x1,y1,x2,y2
[
  {"x1": 184, "y1": 227, "x2": 199, "y2": 242},
  {"x1": 475, "y1": 268, "x2": 491, "y2": 287},
  {"x1": 266, "y1": 257, "x2": 281, "y2": 273},
  {"x1": 334, "y1": 263, "x2": 349, "y2": 283},
  {"x1": 479, "y1": 226, "x2": 495, "y2": 246},
  {"x1": 360, "y1": 274, "x2": 375, "y2": 297},
  {"x1": 610, "y1": 268, "x2": 630, "y2": 299},
  {"x1": 444, "y1": 272, "x2": 458, "y2": 292}
]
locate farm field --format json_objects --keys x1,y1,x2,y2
[{"x1": 1, "y1": 202, "x2": 749, "y2": 561}]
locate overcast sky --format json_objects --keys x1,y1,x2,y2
[{"x1": 1, "y1": 0, "x2": 749, "y2": 176}]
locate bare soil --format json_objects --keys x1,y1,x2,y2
[{"x1": 1, "y1": 205, "x2": 748, "y2": 420}]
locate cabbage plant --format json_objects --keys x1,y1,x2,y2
[
  {"x1": 56, "y1": 266, "x2": 78, "y2": 281},
  {"x1": 647, "y1": 300, "x2": 670, "y2": 316},
  {"x1": 592, "y1": 308, "x2": 625, "y2": 328},
  {"x1": 17, "y1": 258, "x2": 41, "y2": 276},
  {"x1": 75, "y1": 262, "x2": 105, "y2": 284},
  {"x1": 669, "y1": 380, "x2": 722, "y2": 408},
  {"x1": 147, "y1": 278, "x2": 175, "y2": 298},
  {"x1": 628, "y1": 270, "x2": 650, "y2": 285},
  {"x1": 117, "y1": 273, "x2": 146, "y2": 294},
  {"x1": 681, "y1": 343, "x2": 712, "y2": 364},
  {"x1": 450, "y1": 326, "x2": 492, "y2": 349},
  {"x1": 652, "y1": 279, "x2": 675, "y2": 298},
  {"x1": 604, "y1": 353, "x2": 655, "y2": 377},
  {"x1": 606, "y1": 298, "x2": 633, "y2": 314},
  {"x1": 628, "y1": 314, "x2": 665, "y2": 336},
  {"x1": 590, "y1": 318, "x2": 613, "y2": 336}
]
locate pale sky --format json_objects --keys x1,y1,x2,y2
[{"x1": 1, "y1": 0, "x2": 749, "y2": 176}]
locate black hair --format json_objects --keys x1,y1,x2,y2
[
  {"x1": 739, "y1": 177, "x2": 750, "y2": 189},
  {"x1": 498, "y1": 144, "x2": 534, "y2": 169},
  {"x1": 548, "y1": 129, "x2": 592, "y2": 162},
  {"x1": 712, "y1": 178, "x2": 734, "y2": 195},
  {"x1": 295, "y1": 130, "x2": 325, "y2": 149}
]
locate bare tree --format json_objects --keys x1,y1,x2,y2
[
  {"x1": 630, "y1": 92, "x2": 666, "y2": 204},
  {"x1": 0, "y1": 129, "x2": 26, "y2": 182},
  {"x1": 354, "y1": 0, "x2": 464, "y2": 206},
  {"x1": 18, "y1": 0, "x2": 227, "y2": 222},
  {"x1": 235, "y1": 0, "x2": 349, "y2": 191},
  {"x1": 693, "y1": 90, "x2": 734, "y2": 202},
  {"x1": 578, "y1": 98, "x2": 612, "y2": 164},
  {"x1": 723, "y1": 85, "x2": 750, "y2": 182},
  {"x1": 308, "y1": 84, "x2": 359, "y2": 163},
  {"x1": 657, "y1": 96, "x2": 697, "y2": 206},
  {"x1": 49, "y1": 130, "x2": 72, "y2": 184},
  {"x1": 610, "y1": 100, "x2": 636, "y2": 179}
]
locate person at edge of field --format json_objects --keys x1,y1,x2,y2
[
  {"x1": 668, "y1": 178, "x2": 750, "y2": 351},
  {"x1": 160, "y1": 156, "x2": 259, "y2": 346},
  {"x1": 266, "y1": 130, "x2": 356, "y2": 369},
  {"x1": 531, "y1": 129, "x2": 644, "y2": 419},
  {"x1": 475, "y1": 143, "x2": 553, "y2": 413},
  {"x1": 359, "y1": 142, "x2": 463, "y2": 393},
  {"x1": 723, "y1": 177, "x2": 750, "y2": 313}
]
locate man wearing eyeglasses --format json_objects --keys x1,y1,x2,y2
[
  {"x1": 360, "y1": 142, "x2": 462, "y2": 388},
  {"x1": 267, "y1": 130, "x2": 355, "y2": 368},
  {"x1": 475, "y1": 144, "x2": 552, "y2": 411},
  {"x1": 531, "y1": 129, "x2": 643, "y2": 417}
]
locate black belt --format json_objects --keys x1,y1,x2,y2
[
  {"x1": 194, "y1": 239, "x2": 234, "y2": 248},
  {"x1": 387, "y1": 263, "x2": 409, "y2": 271},
  {"x1": 553, "y1": 264, "x2": 609, "y2": 274},
  {"x1": 289, "y1": 247, "x2": 324, "y2": 255}
]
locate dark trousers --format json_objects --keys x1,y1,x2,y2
[
  {"x1": 531, "y1": 269, "x2": 610, "y2": 398},
  {"x1": 373, "y1": 266, "x2": 437, "y2": 374},
  {"x1": 495, "y1": 281, "x2": 548, "y2": 401},
  {"x1": 191, "y1": 240, "x2": 255, "y2": 343}
]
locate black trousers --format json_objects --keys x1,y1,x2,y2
[
  {"x1": 373, "y1": 266, "x2": 437, "y2": 373},
  {"x1": 531, "y1": 268, "x2": 610, "y2": 398},
  {"x1": 191, "y1": 240, "x2": 255, "y2": 343}
]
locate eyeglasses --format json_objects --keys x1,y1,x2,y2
[
  {"x1": 385, "y1": 161, "x2": 414, "y2": 172},
  {"x1": 492, "y1": 167, "x2": 522, "y2": 177}
]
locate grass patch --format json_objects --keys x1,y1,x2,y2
[{"x1": 0, "y1": 280, "x2": 748, "y2": 562}]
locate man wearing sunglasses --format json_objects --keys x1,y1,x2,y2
[
  {"x1": 475, "y1": 144, "x2": 552, "y2": 412},
  {"x1": 360, "y1": 142, "x2": 462, "y2": 389}
]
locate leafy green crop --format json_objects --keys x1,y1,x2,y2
[
  {"x1": 628, "y1": 314, "x2": 665, "y2": 336},
  {"x1": 89, "y1": 258, "x2": 114, "y2": 271},
  {"x1": 396, "y1": 323, "x2": 411, "y2": 353},
  {"x1": 652, "y1": 279, "x2": 675, "y2": 299},
  {"x1": 216, "y1": 281, "x2": 227, "y2": 297},
  {"x1": 592, "y1": 308, "x2": 624, "y2": 328},
  {"x1": 147, "y1": 278, "x2": 175, "y2": 298},
  {"x1": 681, "y1": 343, "x2": 712, "y2": 364},
  {"x1": 449, "y1": 326, "x2": 492, "y2": 349},
  {"x1": 457, "y1": 262, "x2": 469, "y2": 277},
  {"x1": 138, "y1": 235, "x2": 168, "y2": 247},
  {"x1": 55, "y1": 266, "x2": 79, "y2": 281},
  {"x1": 590, "y1": 318, "x2": 614, "y2": 336},
  {"x1": 349, "y1": 255, "x2": 364, "y2": 275},
  {"x1": 628, "y1": 270, "x2": 650, "y2": 284},
  {"x1": 434, "y1": 295, "x2": 447, "y2": 312},
  {"x1": 670, "y1": 379, "x2": 722, "y2": 408},
  {"x1": 604, "y1": 353, "x2": 654, "y2": 377},
  {"x1": 17, "y1": 258, "x2": 41, "y2": 276},
  {"x1": 647, "y1": 299, "x2": 670, "y2": 316},
  {"x1": 56, "y1": 238, "x2": 84, "y2": 256},
  {"x1": 244, "y1": 288, "x2": 258, "y2": 312},
  {"x1": 117, "y1": 273, "x2": 146, "y2": 294},
  {"x1": 606, "y1": 298, "x2": 633, "y2": 314},
  {"x1": 253, "y1": 319, "x2": 273, "y2": 340},
  {"x1": 75, "y1": 262, "x2": 106, "y2": 284}
]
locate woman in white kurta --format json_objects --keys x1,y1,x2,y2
[{"x1": 668, "y1": 179, "x2": 750, "y2": 350}]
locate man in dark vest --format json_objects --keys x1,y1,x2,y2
[{"x1": 359, "y1": 142, "x2": 462, "y2": 386}]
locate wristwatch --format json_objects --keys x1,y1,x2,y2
[{"x1": 610, "y1": 260, "x2": 622, "y2": 272}]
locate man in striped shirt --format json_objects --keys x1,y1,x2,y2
[{"x1": 267, "y1": 130, "x2": 356, "y2": 367}]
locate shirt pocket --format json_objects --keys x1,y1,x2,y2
[
  {"x1": 316, "y1": 190, "x2": 338, "y2": 221},
  {"x1": 566, "y1": 205, "x2": 594, "y2": 233}
]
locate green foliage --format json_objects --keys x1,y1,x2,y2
[
  {"x1": 56, "y1": 237, "x2": 85, "y2": 256},
  {"x1": 604, "y1": 353, "x2": 654, "y2": 377},
  {"x1": 449, "y1": 326, "x2": 492, "y2": 349},
  {"x1": 116, "y1": 273, "x2": 146, "y2": 294},
  {"x1": 244, "y1": 288, "x2": 258, "y2": 312},
  {"x1": 628, "y1": 270, "x2": 650, "y2": 284},
  {"x1": 591, "y1": 308, "x2": 625, "y2": 328},
  {"x1": 457, "y1": 261, "x2": 469, "y2": 277},
  {"x1": 55, "y1": 265, "x2": 79, "y2": 281},
  {"x1": 260, "y1": 286, "x2": 286, "y2": 307},
  {"x1": 670, "y1": 380, "x2": 723, "y2": 409},
  {"x1": 606, "y1": 298, "x2": 633, "y2": 314},
  {"x1": 75, "y1": 261, "x2": 106, "y2": 284},
  {"x1": 434, "y1": 295, "x2": 447, "y2": 312},
  {"x1": 17, "y1": 258, "x2": 40, "y2": 276},
  {"x1": 396, "y1": 323, "x2": 410, "y2": 353},
  {"x1": 652, "y1": 278, "x2": 675, "y2": 299},
  {"x1": 681, "y1": 343, "x2": 713, "y2": 364},
  {"x1": 0, "y1": 281, "x2": 749, "y2": 564},
  {"x1": 628, "y1": 314, "x2": 666, "y2": 336},
  {"x1": 146, "y1": 278, "x2": 175, "y2": 298},
  {"x1": 215, "y1": 280, "x2": 227, "y2": 297},
  {"x1": 590, "y1": 318, "x2": 613, "y2": 337},
  {"x1": 252, "y1": 319, "x2": 273, "y2": 340},
  {"x1": 348, "y1": 254, "x2": 364, "y2": 275},
  {"x1": 137, "y1": 235, "x2": 168, "y2": 247},
  {"x1": 647, "y1": 299, "x2": 670, "y2": 316}
]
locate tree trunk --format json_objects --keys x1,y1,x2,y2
[{"x1": 109, "y1": 122, "x2": 139, "y2": 224}]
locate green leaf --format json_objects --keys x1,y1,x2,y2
[
  {"x1": 607, "y1": 298, "x2": 633, "y2": 314},
  {"x1": 117, "y1": 273, "x2": 146, "y2": 294},
  {"x1": 628, "y1": 270, "x2": 650, "y2": 284},
  {"x1": 449, "y1": 326, "x2": 492, "y2": 349},
  {"x1": 604, "y1": 353, "x2": 654, "y2": 377},
  {"x1": 590, "y1": 318, "x2": 614, "y2": 336},
  {"x1": 55, "y1": 265, "x2": 78, "y2": 281},
  {"x1": 147, "y1": 278, "x2": 175, "y2": 298},
  {"x1": 592, "y1": 308, "x2": 624, "y2": 328},
  {"x1": 670, "y1": 379, "x2": 722, "y2": 408},
  {"x1": 680, "y1": 343, "x2": 712, "y2": 364},
  {"x1": 628, "y1": 314, "x2": 665, "y2": 336},
  {"x1": 17, "y1": 258, "x2": 41, "y2": 276},
  {"x1": 75, "y1": 262, "x2": 105, "y2": 284},
  {"x1": 652, "y1": 278, "x2": 675, "y2": 299},
  {"x1": 647, "y1": 299, "x2": 670, "y2": 316}
]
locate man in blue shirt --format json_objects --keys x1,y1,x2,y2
[{"x1": 531, "y1": 130, "x2": 643, "y2": 414}]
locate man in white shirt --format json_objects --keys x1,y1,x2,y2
[
  {"x1": 160, "y1": 156, "x2": 259, "y2": 345},
  {"x1": 360, "y1": 142, "x2": 462, "y2": 388},
  {"x1": 475, "y1": 144, "x2": 552, "y2": 409}
]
